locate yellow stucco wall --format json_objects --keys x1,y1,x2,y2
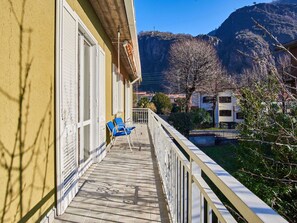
[
  {"x1": 0, "y1": 0, "x2": 55, "y2": 222},
  {"x1": 66, "y1": 0, "x2": 130, "y2": 142},
  {"x1": 0, "y1": 0, "x2": 132, "y2": 221}
]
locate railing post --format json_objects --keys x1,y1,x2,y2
[
  {"x1": 200, "y1": 194, "x2": 204, "y2": 223},
  {"x1": 188, "y1": 158, "x2": 193, "y2": 223}
]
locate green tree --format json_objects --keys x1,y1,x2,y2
[
  {"x1": 175, "y1": 98, "x2": 187, "y2": 112},
  {"x1": 147, "y1": 102, "x2": 157, "y2": 112},
  {"x1": 137, "y1": 97, "x2": 150, "y2": 108},
  {"x1": 236, "y1": 76, "x2": 297, "y2": 222},
  {"x1": 191, "y1": 108, "x2": 212, "y2": 128},
  {"x1": 168, "y1": 112, "x2": 194, "y2": 137},
  {"x1": 168, "y1": 108, "x2": 212, "y2": 137},
  {"x1": 151, "y1": 93, "x2": 172, "y2": 114}
]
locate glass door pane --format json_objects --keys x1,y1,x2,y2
[{"x1": 84, "y1": 41, "x2": 91, "y2": 121}]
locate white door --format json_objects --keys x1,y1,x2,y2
[
  {"x1": 77, "y1": 34, "x2": 92, "y2": 167},
  {"x1": 98, "y1": 49, "x2": 106, "y2": 153},
  {"x1": 93, "y1": 47, "x2": 100, "y2": 157},
  {"x1": 92, "y1": 46, "x2": 105, "y2": 160},
  {"x1": 59, "y1": 4, "x2": 78, "y2": 214}
]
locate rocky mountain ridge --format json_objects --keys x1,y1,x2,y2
[{"x1": 138, "y1": 2, "x2": 297, "y2": 92}]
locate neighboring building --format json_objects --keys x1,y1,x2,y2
[
  {"x1": 0, "y1": 0, "x2": 141, "y2": 222},
  {"x1": 167, "y1": 93, "x2": 186, "y2": 103},
  {"x1": 135, "y1": 91, "x2": 154, "y2": 101},
  {"x1": 192, "y1": 90, "x2": 243, "y2": 127}
]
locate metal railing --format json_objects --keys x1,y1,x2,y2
[
  {"x1": 132, "y1": 108, "x2": 288, "y2": 223},
  {"x1": 132, "y1": 108, "x2": 149, "y2": 124}
]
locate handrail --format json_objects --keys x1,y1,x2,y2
[{"x1": 133, "y1": 108, "x2": 288, "y2": 223}]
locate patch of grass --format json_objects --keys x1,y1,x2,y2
[
  {"x1": 199, "y1": 143, "x2": 240, "y2": 175},
  {"x1": 194, "y1": 127, "x2": 221, "y2": 130},
  {"x1": 199, "y1": 143, "x2": 244, "y2": 221}
]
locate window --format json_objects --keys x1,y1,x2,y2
[
  {"x1": 77, "y1": 32, "x2": 93, "y2": 163},
  {"x1": 203, "y1": 96, "x2": 214, "y2": 103},
  {"x1": 219, "y1": 96, "x2": 231, "y2": 103},
  {"x1": 236, "y1": 112, "x2": 244, "y2": 119},
  {"x1": 219, "y1": 110, "x2": 232, "y2": 116}
]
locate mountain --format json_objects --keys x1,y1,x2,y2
[
  {"x1": 214, "y1": 3, "x2": 297, "y2": 74},
  {"x1": 138, "y1": 32, "x2": 219, "y2": 92},
  {"x1": 273, "y1": 0, "x2": 297, "y2": 3},
  {"x1": 138, "y1": 32, "x2": 192, "y2": 92},
  {"x1": 138, "y1": 2, "x2": 297, "y2": 92}
]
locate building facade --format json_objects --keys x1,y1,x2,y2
[
  {"x1": 0, "y1": 0, "x2": 141, "y2": 222},
  {"x1": 192, "y1": 90, "x2": 243, "y2": 127}
]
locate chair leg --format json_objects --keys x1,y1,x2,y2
[
  {"x1": 134, "y1": 128, "x2": 140, "y2": 149},
  {"x1": 110, "y1": 136, "x2": 117, "y2": 152},
  {"x1": 126, "y1": 135, "x2": 133, "y2": 152},
  {"x1": 113, "y1": 136, "x2": 117, "y2": 147},
  {"x1": 129, "y1": 135, "x2": 135, "y2": 147}
]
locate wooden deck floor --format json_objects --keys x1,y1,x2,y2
[{"x1": 54, "y1": 125, "x2": 171, "y2": 223}]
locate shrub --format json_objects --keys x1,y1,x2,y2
[
  {"x1": 137, "y1": 97, "x2": 150, "y2": 108},
  {"x1": 175, "y1": 98, "x2": 187, "y2": 112},
  {"x1": 147, "y1": 102, "x2": 157, "y2": 112},
  {"x1": 168, "y1": 108, "x2": 212, "y2": 136},
  {"x1": 151, "y1": 93, "x2": 172, "y2": 114},
  {"x1": 191, "y1": 108, "x2": 212, "y2": 128},
  {"x1": 168, "y1": 112, "x2": 194, "y2": 137}
]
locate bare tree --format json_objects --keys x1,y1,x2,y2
[
  {"x1": 166, "y1": 39, "x2": 222, "y2": 112},
  {"x1": 239, "y1": 64, "x2": 269, "y2": 89}
]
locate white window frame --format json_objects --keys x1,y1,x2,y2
[
  {"x1": 77, "y1": 29, "x2": 94, "y2": 172},
  {"x1": 56, "y1": 0, "x2": 105, "y2": 215}
]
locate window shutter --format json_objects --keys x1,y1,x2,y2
[{"x1": 61, "y1": 4, "x2": 78, "y2": 208}]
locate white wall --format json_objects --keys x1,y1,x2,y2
[{"x1": 192, "y1": 90, "x2": 243, "y2": 125}]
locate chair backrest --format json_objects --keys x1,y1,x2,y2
[
  {"x1": 114, "y1": 117, "x2": 124, "y2": 126},
  {"x1": 106, "y1": 121, "x2": 116, "y2": 135}
]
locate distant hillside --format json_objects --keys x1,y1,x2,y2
[
  {"x1": 273, "y1": 0, "x2": 297, "y2": 4},
  {"x1": 138, "y1": 2, "x2": 297, "y2": 92},
  {"x1": 214, "y1": 3, "x2": 297, "y2": 74},
  {"x1": 138, "y1": 32, "x2": 219, "y2": 92},
  {"x1": 138, "y1": 32, "x2": 192, "y2": 92}
]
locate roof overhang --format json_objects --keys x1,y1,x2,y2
[{"x1": 88, "y1": 0, "x2": 142, "y2": 83}]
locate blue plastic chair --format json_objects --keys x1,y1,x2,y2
[
  {"x1": 114, "y1": 117, "x2": 140, "y2": 150},
  {"x1": 114, "y1": 117, "x2": 135, "y2": 132},
  {"x1": 106, "y1": 121, "x2": 133, "y2": 151}
]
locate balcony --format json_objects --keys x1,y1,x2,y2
[{"x1": 55, "y1": 109, "x2": 288, "y2": 223}]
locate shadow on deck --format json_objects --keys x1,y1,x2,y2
[{"x1": 54, "y1": 125, "x2": 171, "y2": 223}]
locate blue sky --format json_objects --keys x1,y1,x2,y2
[{"x1": 135, "y1": 0, "x2": 272, "y2": 35}]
